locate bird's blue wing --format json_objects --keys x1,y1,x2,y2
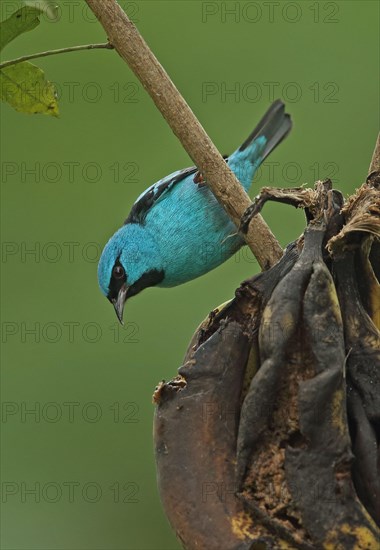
[
  {"x1": 124, "y1": 166, "x2": 198, "y2": 225},
  {"x1": 125, "y1": 100, "x2": 291, "y2": 225}
]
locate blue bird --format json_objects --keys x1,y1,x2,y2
[{"x1": 98, "y1": 100, "x2": 292, "y2": 323}]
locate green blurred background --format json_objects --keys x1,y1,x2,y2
[{"x1": 1, "y1": 1, "x2": 378, "y2": 548}]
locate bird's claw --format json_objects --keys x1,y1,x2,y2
[
  {"x1": 193, "y1": 171, "x2": 207, "y2": 187},
  {"x1": 240, "y1": 202, "x2": 261, "y2": 234}
]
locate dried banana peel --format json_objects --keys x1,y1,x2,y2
[{"x1": 153, "y1": 174, "x2": 380, "y2": 549}]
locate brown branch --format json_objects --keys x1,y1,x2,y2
[
  {"x1": 84, "y1": 0, "x2": 283, "y2": 270},
  {"x1": 368, "y1": 133, "x2": 380, "y2": 175}
]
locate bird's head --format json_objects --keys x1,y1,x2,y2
[{"x1": 97, "y1": 224, "x2": 164, "y2": 324}]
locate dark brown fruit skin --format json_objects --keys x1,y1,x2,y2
[
  {"x1": 236, "y1": 226, "x2": 325, "y2": 487},
  {"x1": 355, "y1": 238, "x2": 380, "y2": 330},
  {"x1": 334, "y1": 252, "x2": 380, "y2": 527},
  {"x1": 154, "y1": 322, "x2": 253, "y2": 550},
  {"x1": 153, "y1": 246, "x2": 300, "y2": 550},
  {"x1": 285, "y1": 259, "x2": 375, "y2": 546}
]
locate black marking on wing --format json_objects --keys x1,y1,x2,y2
[{"x1": 124, "y1": 166, "x2": 198, "y2": 225}]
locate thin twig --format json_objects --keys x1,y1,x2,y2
[
  {"x1": 0, "y1": 42, "x2": 113, "y2": 70},
  {"x1": 84, "y1": 0, "x2": 283, "y2": 270}
]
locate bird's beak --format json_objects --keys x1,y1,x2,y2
[{"x1": 112, "y1": 284, "x2": 128, "y2": 325}]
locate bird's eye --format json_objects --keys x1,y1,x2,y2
[{"x1": 113, "y1": 265, "x2": 125, "y2": 279}]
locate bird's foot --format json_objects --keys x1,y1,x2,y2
[{"x1": 193, "y1": 170, "x2": 207, "y2": 187}]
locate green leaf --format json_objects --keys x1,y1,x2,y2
[
  {"x1": 23, "y1": 1, "x2": 58, "y2": 21},
  {"x1": 0, "y1": 61, "x2": 59, "y2": 116},
  {"x1": 0, "y1": 2, "x2": 58, "y2": 52},
  {"x1": 0, "y1": 6, "x2": 43, "y2": 52},
  {"x1": 0, "y1": 3, "x2": 60, "y2": 115}
]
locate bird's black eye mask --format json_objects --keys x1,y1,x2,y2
[
  {"x1": 107, "y1": 258, "x2": 165, "y2": 304},
  {"x1": 107, "y1": 258, "x2": 126, "y2": 302}
]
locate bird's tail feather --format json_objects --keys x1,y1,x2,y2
[{"x1": 239, "y1": 99, "x2": 292, "y2": 161}]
